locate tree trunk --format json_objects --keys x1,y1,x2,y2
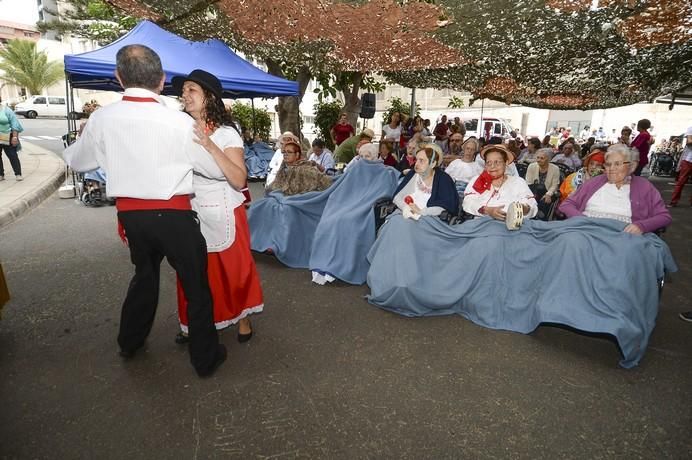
[
  {"x1": 340, "y1": 72, "x2": 363, "y2": 129},
  {"x1": 265, "y1": 59, "x2": 311, "y2": 139}
]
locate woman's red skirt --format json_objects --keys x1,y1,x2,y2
[{"x1": 177, "y1": 206, "x2": 264, "y2": 331}]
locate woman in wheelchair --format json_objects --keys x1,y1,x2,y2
[
  {"x1": 463, "y1": 144, "x2": 537, "y2": 221},
  {"x1": 525, "y1": 148, "x2": 560, "y2": 219},
  {"x1": 559, "y1": 146, "x2": 606, "y2": 202},
  {"x1": 444, "y1": 137, "x2": 483, "y2": 193},
  {"x1": 392, "y1": 143, "x2": 458, "y2": 220},
  {"x1": 559, "y1": 144, "x2": 671, "y2": 234}
]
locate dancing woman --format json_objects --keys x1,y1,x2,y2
[{"x1": 173, "y1": 69, "x2": 263, "y2": 343}]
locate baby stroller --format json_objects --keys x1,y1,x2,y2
[
  {"x1": 80, "y1": 168, "x2": 114, "y2": 207},
  {"x1": 650, "y1": 150, "x2": 676, "y2": 177}
]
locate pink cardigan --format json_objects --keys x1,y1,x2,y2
[{"x1": 558, "y1": 175, "x2": 671, "y2": 233}]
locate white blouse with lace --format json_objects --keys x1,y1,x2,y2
[{"x1": 583, "y1": 182, "x2": 632, "y2": 223}]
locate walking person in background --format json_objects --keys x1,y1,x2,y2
[
  {"x1": 173, "y1": 69, "x2": 264, "y2": 344},
  {"x1": 0, "y1": 99, "x2": 24, "y2": 181},
  {"x1": 668, "y1": 126, "x2": 692, "y2": 209},
  {"x1": 63, "y1": 45, "x2": 226, "y2": 377},
  {"x1": 631, "y1": 118, "x2": 653, "y2": 176}
]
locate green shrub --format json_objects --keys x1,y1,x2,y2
[
  {"x1": 313, "y1": 100, "x2": 343, "y2": 151},
  {"x1": 382, "y1": 96, "x2": 419, "y2": 126},
  {"x1": 230, "y1": 101, "x2": 272, "y2": 140}
]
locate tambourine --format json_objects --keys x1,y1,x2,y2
[{"x1": 505, "y1": 201, "x2": 524, "y2": 230}]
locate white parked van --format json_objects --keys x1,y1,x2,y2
[
  {"x1": 463, "y1": 117, "x2": 515, "y2": 140},
  {"x1": 14, "y1": 95, "x2": 80, "y2": 118}
]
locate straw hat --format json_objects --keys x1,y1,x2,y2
[{"x1": 480, "y1": 144, "x2": 515, "y2": 164}]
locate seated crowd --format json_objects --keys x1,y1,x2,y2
[{"x1": 258, "y1": 112, "x2": 669, "y2": 234}]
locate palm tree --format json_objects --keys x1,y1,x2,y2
[{"x1": 0, "y1": 39, "x2": 64, "y2": 95}]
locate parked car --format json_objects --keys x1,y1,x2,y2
[
  {"x1": 14, "y1": 95, "x2": 81, "y2": 119},
  {"x1": 464, "y1": 117, "x2": 515, "y2": 140}
]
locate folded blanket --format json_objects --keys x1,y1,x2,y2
[
  {"x1": 248, "y1": 160, "x2": 399, "y2": 284},
  {"x1": 366, "y1": 215, "x2": 677, "y2": 368},
  {"x1": 245, "y1": 142, "x2": 276, "y2": 178}
]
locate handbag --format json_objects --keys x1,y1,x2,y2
[
  {"x1": 0, "y1": 262, "x2": 10, "y2": 317},
  {"x1": 0, "y1": 132, "x2": 10, "y2": 143}
]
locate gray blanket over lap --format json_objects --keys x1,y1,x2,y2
[
  {"x1": 366, "y1": 215, "x2": 677, "y2": 368},
  {"x1": 249, "y1": 160, "x2": 400, "y2": 282}
]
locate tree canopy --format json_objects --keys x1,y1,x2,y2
[{"x1": 103, "y1": 0, "x2": 691, "y2": 110}]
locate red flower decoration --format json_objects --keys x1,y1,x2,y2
[{"x1": 404, "y1": 195, "x2": 414, "y2": 205}]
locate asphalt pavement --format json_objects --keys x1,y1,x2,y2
[{"x1": 0, "y1": 140, "x2": 691, "y2": 458}]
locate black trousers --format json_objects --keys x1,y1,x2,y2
[
  {"x1": 0, "y1": 144, "x2": 21, "y2": 176},
  {"x1": 117, "y1": 209, "x2": 219, "y2": 374}
]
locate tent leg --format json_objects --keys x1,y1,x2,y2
[
  {"x1": 409, "y1": 87, "x2": 416, "y2": 120},
  {"x1": 251, "y1": 98, "x2": 257, "y2": 137},
  {"x1": 65, "y1": 76, "x2": 72, "y2": 138}
]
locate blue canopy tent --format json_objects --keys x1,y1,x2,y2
[{"x1": 64, "y1": 20, "x2": 299, "y2": 99}]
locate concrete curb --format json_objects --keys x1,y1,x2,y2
[{"x1": 0, "y1": 143, "x2": 66, "y2": 230}]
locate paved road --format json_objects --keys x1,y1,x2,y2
[
  {"x1": 15, "y1": 118, "x2": 70, "y2": 154},
  {"x1": 0, "y1": 131, "x2": 691, "y2": 457}
]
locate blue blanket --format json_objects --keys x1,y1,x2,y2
[
  {"x1": 309, "y1": 161, "x2": 400, "y2": 284},
  {"x1": 366, "y1": 215, "x2": 677, "y2": 368},
  {"x1": 248, "y1": 160, "x2": 400, "y2": 283},
  {"x1": 245, "y1": 142, "x2": 275, "y2": 178}
]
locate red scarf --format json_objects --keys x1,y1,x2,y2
[{"x1": 473, "y1": 170, "x2": 497, "y2": 193}]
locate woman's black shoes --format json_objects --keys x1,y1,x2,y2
[{"x1": 237, "y1": 330, "x2": 253, "y2": 343}]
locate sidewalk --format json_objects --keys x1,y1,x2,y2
[{"x1": 0, "y1": 142, "x2": 66, "y2": 229}]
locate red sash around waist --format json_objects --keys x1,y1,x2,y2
[
  {"x1": 115, "y1": 195, "x2": 192, "y2": 245},
  {"x1": 116, "y1": 195, "x2": 192, "y2": 212}
]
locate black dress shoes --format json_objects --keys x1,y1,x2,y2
[
  {"x1": 197, "y1": 344, "x2": 227, "y2": 378},
  {"x1": 237, "y1": 330, "x2": 253, "y2": 343},
  {"x1": 119, "y1": 343, "x2": 145, "y2": 359}
]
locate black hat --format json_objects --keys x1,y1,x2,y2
[{"x1": 172, "y1": 69, "x2": 223, "y2": 101}]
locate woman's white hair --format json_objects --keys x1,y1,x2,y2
[
  {"x1": 605, "y1": 143, "x2": 638, "y2": 174},
  {"x1": 536, "y1": 147, "x2": 553, "y2": 159},
  {"x1": 358, "y1": 142, "x2": 379, "y2": 161}
]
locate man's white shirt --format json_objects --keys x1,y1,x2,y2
[{"x1": 62, "y1": 87, "x2": 224, "y2": 200}]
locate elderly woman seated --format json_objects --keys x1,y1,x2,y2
[
  {"x1": 518, "y1": 137, "x2": 542, "y2": 164},
  {"x1": 393, "y1": 143, "x2": 459, "y2": 220},
  {"x1": 559, "y1": 146, "x2": 606, "y2": 201},
  {"x1": 525, "y1": 148, "x2": 560, "y2": 219},
  {"x1": 559, "y1": 144, "x2": 671, "y2": 234},
  {"x1": 379, "y1": 140, "x2": 398, "y2": 167},
  {"x1": 345, "y1": 142, "x2": 380, "y2": 171},
  {"x1": 397, "y1": 134, "x2": 422, "y2": 174},
  {"x1": 268, "y1": 139, "x2": 332, "y2": 196},
  {"x1": 463, "y1": 144, "x2": 538, "y2": 221},
  {"x1": 444, "y1": 138, "x2": 483, "y2": 193},
  {"x1": 551, "y1": 142, "x2": 582, "y2": 171}
]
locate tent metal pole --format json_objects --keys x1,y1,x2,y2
[
  {"x1": 409, "y1": 87, "x2": 416, "y2": 120},
  {"x1": 251, "y1": 98, "x2": 257, "y2": 136},
  {"x1": 65, "y1": 75, "x2": 72, "y2": 138},
  {"x1": 480, "y1": 98, "x2": 485, "y2": 141}
]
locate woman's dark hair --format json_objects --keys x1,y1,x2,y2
[
  {"x1": 199, "y1": 86, "x2": 237, "y2": 133},
  {"x1": 380, "y1": 139, "x2": 394, "y2": 153},
  {"x1": 529, "y1": 137, "x2": 541, "y2": 149},
  {"x1": 637, "y1": 119, "x2": 651, "y2": 131}
]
